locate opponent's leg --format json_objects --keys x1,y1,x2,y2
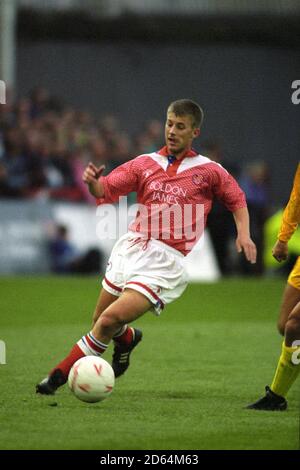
[
  {"x1": 269, "y1": 302, "x2": 300, "y2": 397},
  {"x1": 247, "y1": 284, "x2": 300, "y2": 411},
  {"x1": 277, "y1": 283, "x2": 300, "y2": 335}
]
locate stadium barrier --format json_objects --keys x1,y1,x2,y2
[
  {"x1": 0, "y1": 199, "x2": 52, "y2": 274},
  {"x1": 0, "y1": 200, "x2": 220, "y2": 281}
]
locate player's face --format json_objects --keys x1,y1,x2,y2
[{"x1": 165, "y1": 112, "x2": 200, "y2": 156}]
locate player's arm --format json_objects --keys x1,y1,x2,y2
[
  {"x1": 83, "y1": 158, "x2": 139, "y2": 204},
  {"x1": 212, "y1": 164, "x2": 257, "y2": 264},
  {"x1": 233, "y1": 207, "x2": 257, "y2": 264},
  {"x1": 273, "y1": 163, "x2": 300, "y2": 262},
  {"x1": 82, "y1": 162, "x2": 105, "y2": 198}
]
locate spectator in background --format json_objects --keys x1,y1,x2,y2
[
  {"x1": 48, "y1": 224, "x2": 78, "y2": 273},
  {"x1": 0, "y1": 162, "x2": 23, "y2": 197},
  {"x1": 134, "y1": 119, "x2": 164, "y2": 155},
  {"x1": 0, "y1": 126, "x2": 29, "y2": 196},
  {"x1": 71, "y1": 148, "x2": 96, "y2": 204},
  {"x1": 49, "y1": 224, "x2": 103, "y2": 275},
  {"x1": 239, "y1": 161, "x2": 270, "y2": 275},
  {"x1": 109, "y1": 133, "x2": 132, "y2": 170},
  {"x1": 144, "y1": 119, "x2": 164, "y2": 148},
  {"x1": 202, "y1": 140, "x2": 240, "y2": 275},
  {"x1": 29, "y1": 86, "x2": 61, "y2": 118},
  {"x1": 0, "y1": 87, "x2": 168, "y2": 203}
]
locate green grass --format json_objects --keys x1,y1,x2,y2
[{"x1": 0, "y1": 276, "x2": 299, "y2": 450}]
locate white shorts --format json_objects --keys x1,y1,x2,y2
[{"x1": 102, "y1": 232, "x2": 188, "y2": 315}]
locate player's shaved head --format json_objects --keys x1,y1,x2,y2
[{"x1": 167, "y1": 99, "x2": 204, "y2": 129}]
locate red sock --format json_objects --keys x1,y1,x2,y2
[
  {"x1": 113, "y1": 326, "x2": 134, "y2": 346},
  {"x1": 50, "y1": 332, "x2": 108, "y2": 380},
  {"x1": 50, "y1": 344, "x2": 85, "y2": 381}
]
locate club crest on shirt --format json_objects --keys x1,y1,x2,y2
[
  {"x1": 143, "y1": 169, "x2": 153, "y2": 178},
  {"x1": 192, "y1": 173, "x2": 203, "y2": 186},
  {"x1": 192, "y1": 173, "x2": 209, "y2": 189}
]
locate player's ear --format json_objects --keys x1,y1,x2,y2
[{"x1": 193, "y1": 128, "x2": 200, "y2": 139}]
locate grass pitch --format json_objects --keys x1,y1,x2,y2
[{"x1": 0, "y1": 276, "x2": 299, "y2": 450}]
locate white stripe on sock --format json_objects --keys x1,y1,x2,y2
[
  {"x1": 88, "y1": 332, "x2": 108, "y2": 350},
  {"x1": 77, "y1": 336, "x2": 108, "y2": 357},
  {"x1": 77, "y1": 337, "x2": 90, "y2": 355}
]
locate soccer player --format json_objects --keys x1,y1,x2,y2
[
  {"x1": 247, "y1": 163, "x2": 300, "y2": 410},
  {"x1": 36, "y1": 99, "x2": 257, "y2": 395}
]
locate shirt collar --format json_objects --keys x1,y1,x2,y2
[{"x1": 158, "y1": 146, "x2": 198, "y2": 159}]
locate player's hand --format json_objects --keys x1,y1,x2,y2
[
  {"x1": 272, "y1": 239, "x2": 288, "y2": 262},
  {"x1": 236, "y1": 236, "x2": 257, "y2": 264},
  {"x1": 82, "y1": 162, "x2": 105, "y2": 198},
  {"x1": 82, "y1": 162, "x2": 105, "y2": 184}
]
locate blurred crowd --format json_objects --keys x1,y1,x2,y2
[
  {"x1": 0, "y1": 88, "x2": 272, "y2": 275},
  {"x1": 0, "y1": 87, "x2": 163, "y2": 202}
]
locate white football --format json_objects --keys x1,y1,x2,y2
[{"x1": 68, "y1": 356, "x2": 115, "y2": 403}]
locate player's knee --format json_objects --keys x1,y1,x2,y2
[
  {"x1": 98, "y1": 311, "x2": 123, "y2": 332},
  {"x1": 285, "y1": 316, "x2": 300, "y2": 339},
  {"x1": 277, "y1": 320, "x2": 286, "y2": 336}
]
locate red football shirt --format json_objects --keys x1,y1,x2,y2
[{"x1": 96, "y1": 146, "x2": 246, "y2": 255}]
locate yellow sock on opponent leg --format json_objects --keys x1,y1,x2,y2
[{"x1": 271, "y1": 342, "x2": 300, "y2": 397}]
